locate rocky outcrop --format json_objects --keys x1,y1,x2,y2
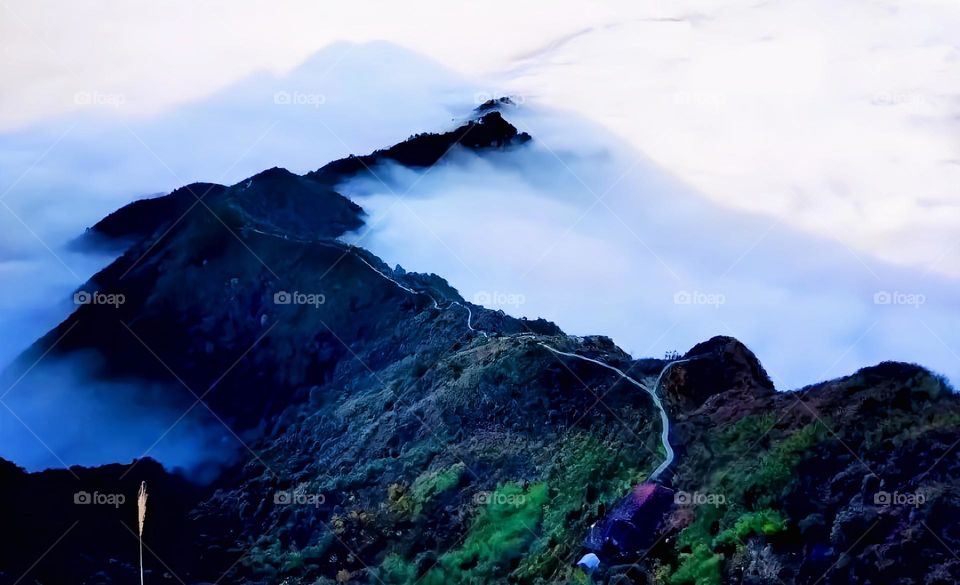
[
  {"x1": 307, "y1": 111, "x2": 531, "y2": 185},
  {"x1": 662, "y1": 335, "x2": 775, "y2": 415}
]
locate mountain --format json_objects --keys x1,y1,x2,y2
[{"x1": 1, "y1": 110, "x2": 958, "y2": 585}]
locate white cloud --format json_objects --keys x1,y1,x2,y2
[
  {"x1": 4, "y1": 0, "x2": 958, "y2": 279},
  {"x1": 341, "y1": 105, "x2": 960, "y2": 389},
  {"x1": 495, "y1": 0, "x2": 960, "y2": 276}
]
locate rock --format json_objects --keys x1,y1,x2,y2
[{"x1": 663, "y1": 336, "x2": 775, "y2": 414}]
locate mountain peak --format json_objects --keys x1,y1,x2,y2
[
  {"x1": 242, "y1": 166, "x2": 298, "y2": 183},
  {"x1": 307, "y1": 110, "x2": 531, "y2": 185},
  {"x1": 661, "y1": 335, "x2": 775, "y2": 414}
]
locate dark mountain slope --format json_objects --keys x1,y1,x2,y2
[
  {"x1": 21, "y1": 113, "x2": 538, "y2": 434},
  {"x1": 80, "y1": 109, "x2": 529, "y2": 246},
  {"x1": 0, "y1": 458, "x2": 203, "y2": 585}
]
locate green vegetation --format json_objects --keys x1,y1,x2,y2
[
  {"x1": 865, "y1": 400, "x2": 960, "y2": 449},
  {"x1": 380, "y1": 553, "x2": 418, "y2": 583},
  {"x1": 671, "y1": 506, "x2": 787, "y2": 585},
  {"x1": 713, "y1": 509, "x2": 787, "y2": 548},
  {"x1": 748, "y1": 421, "x2": 826, "y2": 506},
  {"x1": 381, "y1": 482, "x2": 549, "y2": 585},
  {"x1": 388, "y1": 462, "x2": 466, "y2": 518},
  {"x1": 717, "y1": 413, "x2": 777, "y2": 451},
  {"x1": 514, "y1": 433, "x2": 652, "y2": 582},
  {"x1": 670, "y1": 544, "x2": 723, "y2": 585},
  {"x1": 242, "y1": 534, "x2": 331, "y2": 580},
  {"x1": 411, "y1": 462, "x2": 466, "y2": 505},
  {"x1": 666, "y1": 419, "x2": 825, "y2": 585}
]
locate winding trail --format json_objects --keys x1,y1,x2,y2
[
  {"x1": 448, "y1": 301, "x2": 489, "y2": 337},
  {"x1": 351, "y1": 253, "x2": 425, "y2": 298},
  {"x1": 351, "y1": 251, "x2": 488, "y2": 337},
  {"x1": 249, "y1": 227, "x2": 487, "y2": 337},
  {"x1": 250, "y1": 226, "x2": 684, "y2": 477},
  {"x1": 539, "y1": 343, "x2": 677, "y2": 480}
]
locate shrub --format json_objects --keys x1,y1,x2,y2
[
  {"x1": 514, "y1": 433, "x2": 650, "y2": 582},
  {"x1": 671, "y1": 421, "x2": 823, "y2": 583},
  {"x1": 418, "y1": 482, "x2": 548, "y2": 585},
  {"x1": 411, "y1": 463, "x2": 465, "y2": 508},
  {"x1": 670, "y1": 544, "x2": 722, "y2": 585},
  {"x1": 714, "y1": 509, "x2": 787, "y2": 549},
  {"x1": 380, "y1": 553, "x2": 417, "y2": 584}
]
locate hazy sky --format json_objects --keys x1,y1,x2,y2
[{"x1": 4, "y1": 0, "x2": 959, "y2": 277}]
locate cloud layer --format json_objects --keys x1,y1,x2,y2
[
  {"x1": 1, "y1": 28, "x2": 958, "y2": 472},
  {"x1": 341, "y1": 104, "x2": 960, "y2": 389},
  {"x1": 3, "y1": 0, "x2": 958, "y2": 279}
]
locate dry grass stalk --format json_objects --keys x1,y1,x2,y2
[{"x1": 138, "y1": 481, "x2": 148, "y2": 585}]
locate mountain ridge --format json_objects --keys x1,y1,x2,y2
[{"x1": 1, "y1": 110, "x2": 957, "y2": 585}]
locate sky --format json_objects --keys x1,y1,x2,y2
[
  {"x1": 3, "y1": 0, "x2": 959, "y2": 278},
  {"x1": 1, "y1": 0, "x2": 959, "y2": 469}
]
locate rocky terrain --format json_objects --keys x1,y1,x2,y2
[{"x1": 1, "y1": 106, "x2": 957, "y2": 585}]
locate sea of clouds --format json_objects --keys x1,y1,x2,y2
[{"x1": 1, "y1": 1, "x2": 958, "y2": 472}]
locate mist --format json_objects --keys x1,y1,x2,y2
[
  {"x1": 340, "y1": 104, "x2": 960, "y2": 389},
  {"x1": 0, "y1": 40, "x2": 956, "y2": 477},
  {"x1": 0, "y1": 355, "x2": 238, "y2": 481},
  {"x1": 0, "y1": 42, "x2": 485, "y2": 473}
]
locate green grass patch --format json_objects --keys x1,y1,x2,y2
[
  {"x1": 420, "y1": 482, "x2": 548, "y2": 585},
  {"x1": 713, "y1": 509, "x2": 787, "y2": 548},
  {"x1": 411, "y1": 462, "x2": 466, "y2": 505},
  {"x1": 388, "y1": 462, "x2": 466, "y2": 518},
  {"x1": 669, "y1": 544, "x2": 722, "y2": 585},
  {"x1": 514, "y1": 433, "x2": 651, "y2": 583},
  {"x1": 670, "y1": 420, "x2": 825, "y2": 584},
  {"x1": 381, "y1": 482, "x2": 549, "y2": 584}
]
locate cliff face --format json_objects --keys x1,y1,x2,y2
[{"x1": 1, "y1": 112, "x2": 957, "y2": 585}]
